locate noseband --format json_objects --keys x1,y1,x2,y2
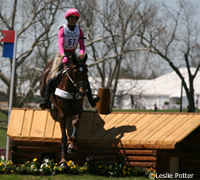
[{"x1": 65, "y1": 67, "x2": 87, "y2": 92}]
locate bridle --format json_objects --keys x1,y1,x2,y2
[{"x1": 65, "y1": 64, "x2": 87, "y2": 95}]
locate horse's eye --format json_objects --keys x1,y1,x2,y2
[{"x1": 79, "y1": 67, "x2": 83, "y2": 72}]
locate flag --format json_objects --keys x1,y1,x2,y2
[{"x1": 1, "y1": 30, "x2": 15, "y2": 58}]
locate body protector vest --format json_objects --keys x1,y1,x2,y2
[{"x1": 62, "y1": 24, "x2": 80, "y2": 50}]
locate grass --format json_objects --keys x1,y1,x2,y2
[
  {"x1": 0, "y1": 128, "x2": 7, "y2": 148},
  {"x1": 0, "y1": 174, "x2": 150, "y2": 180}
]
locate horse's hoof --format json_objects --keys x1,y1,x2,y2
[
  {"x1": 67, "y1": 144, "x2": 77, "y2": 154},
  {"x1": 59, "y1": 161, "x2": 67, "y2": 168},
  {"x1": 67, "y1": 148, "x2": 77, "y2": 154},
  {"x1": 59, "y1": 162, "x2": 67, "y2": 169}
]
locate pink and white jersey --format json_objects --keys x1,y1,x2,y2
[{"x1": 62, "y1": 24, "x2": 80, "y2": 50}]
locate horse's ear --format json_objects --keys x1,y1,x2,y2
[
  {"x1": 72, "y1": 53, "x2": 78, "y2": 65},
  {"x1": 83, "y1": 53, "x2": 88, "y2": 64}
]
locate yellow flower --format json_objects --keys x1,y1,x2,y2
[
  {"x1": 128, "y1": 171, "x2": 130, "y2": 175},
  {"x1": 68, "y1": 160, "x2": 72, "y2": 164},
  {"x1": 22, "y1": 164, "x2": 25, "y2": 167},
  {"x1": 33, "y1": 158, "x2": 37, "y2": 162},
  {"x1": 48, "y1": 166, "x2": 51, "y2": 168},
  {"x1": 123, "y1": 165, "x2": 126, "y2": 169},
  {"x1": 85, "y1": 162, "x2": 87, "y2": 165},
  {"x1": 59, "y1": 168, "x2": 62, "y2": 171},
  {"x1": 27, "y1": 161, "x2": 30, "y2": 163},
  {"x1": 73, "y1": 165, "x2": 76, "y2": 168},
  {"x1": 54, "y1": 166, "x2": 56, "y2": 169},
  {"x1": 70, "y1": 166, "x2": 73, "y2": 169},
  {"x1": 0, "y1": 163, "x2": 2, "y2": 166},
  {"x1": 98, "y1": 165, "x2": 102, "y2": 168},
  {"x1": 55, "y1": 163, "x2": 57, "y2": 166},
  {"x1": 7, "y1": 162, "x2": 10, "y2": 165},
  {"x1": 11, "y1": 170, "x2": 14, "y2": 173},
  {"x1": 2, "y1": 168, "x2": 5, "y2": 171},
  {"x1": 123, "y1": 169, "x2": 126, "y2": 175}
]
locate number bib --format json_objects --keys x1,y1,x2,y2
[{"x1": 62, "y1": 24, "x2": 80, "y2": 50}]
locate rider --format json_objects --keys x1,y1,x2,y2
[{"x1": 40, "y1": 8, "x2": 99, "y2": 109}]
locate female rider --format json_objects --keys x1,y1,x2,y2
[{"x1": 40, "y1": 8, "x2": 99, "y2": 109}]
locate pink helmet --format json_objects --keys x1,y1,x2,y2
[{"x1": 65, "y1": 8, "x2": 80, "y2": 19}]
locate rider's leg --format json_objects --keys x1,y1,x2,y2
[
  {"x1": 40, "y1": 52, "x2": 62, "y2": 109},
  {"x1": 40, "y1": 78, "x2": 54, "y2": 109},
  {"x1": 86, "y1": 79, "x2": 100, "y2": 108}
]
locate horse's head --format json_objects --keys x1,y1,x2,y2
[{"x1": 69, "y1": 53, "x2": 88, "y2": 97}]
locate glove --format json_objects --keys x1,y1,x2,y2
[
  {"x1": 80, "y1": 54, "x2": 84, "y2": 59},
  {"x1": 62, "y1": 56, "x2": 68, "y2": 64}
]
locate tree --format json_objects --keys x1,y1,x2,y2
[
  {"x1": 136, "y1": 0, "x2": 200, "y2": 112},
  {"x1": 71, "y1": 0, "x2": 151, "y2": 110},
  {"x1": 0, "y1": 0, "x2": 61, "y2": 114}
]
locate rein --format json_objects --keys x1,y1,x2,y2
[{"x1": 65, "y1": 68, "x2": 86, "y2": 90}]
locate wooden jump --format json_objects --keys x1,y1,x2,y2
[{"x1": 7, "y1": 108, "x2": 200, "y2": 178}]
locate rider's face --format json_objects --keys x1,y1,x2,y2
[{"x1": 68, "y1": 16, "x2": 78, "y2": 26}]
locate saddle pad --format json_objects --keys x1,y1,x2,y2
[{"x1": 55, "y1": 88, "x2": 82, "y2": 99}]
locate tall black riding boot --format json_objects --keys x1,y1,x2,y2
[
  {"x1": 86, "y1": 80, "x2": 100, "y2": 108},
  {"x1": 40, "y1": 78, "x2": 54, "y2": 109}
]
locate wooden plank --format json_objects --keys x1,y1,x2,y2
[
  {"x1": 172, "y1": 115, "x2": 200, "y2": 143},
  {"x1": 139, "y1": 114, "x2": 172, "y2": 144},
  {"x1": 44, "y1": 111, "x2": 56, "y2": 140},
  {"x1": 7, "y1": 109, "x2": 25, "y2": 139},
  {"x1": 30, "y1": 110, "x2": 48, "y2": 140},
  {"x1": 21, "y1": 110, "x2": 34, "y2": 139},
  {"x1": 88, "y1": 113, "x2": 119, "y2": 141},
  {"x1": 123, "y1": 114, "x2": 161, "y2": 143},
  {"x1": 98, "y1": 114, "x2": 130, "y2": 141},
  {"x1": 146, "y1": 114, "x2": 177, "y2": 144},
  {"x1": 91, "y1": 113, "x2": 106, "y2": 135},
  {"x1": 155, "y1": 114, "x2": 188, "y2": 144},
  {"x1": 119, "y1": 149, "x2": 157, "y2": 156},
  {"x1": 125, "y1": 156, "x2": 157, "y2": 161},
  {"x1": 77, "y1": 112, "x2": 94, "y2": 140},
  {"x1": 53, "y1": 121, "x2": 62, "y2": 141},
  {"x1": 162, "y1": 114, "x2": 194, "y2": 144},
  {"x1": 125, "y1": 161, "x2": 153, "y2": 167}
]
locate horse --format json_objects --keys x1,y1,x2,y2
[{"x1": 39, "y1": 53, "x2": 88, "y2": 167}]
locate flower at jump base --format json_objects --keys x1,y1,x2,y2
[
  {"x1": 33, "y1": 158, "x2": 37, "y2": 162},
  {"x1": 0, "y1": 155, "x2": 5, "y2": 161}
]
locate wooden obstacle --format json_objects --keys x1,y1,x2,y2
[{"x1": 7, "y1": 108, "x2": 200, "y2": 178}]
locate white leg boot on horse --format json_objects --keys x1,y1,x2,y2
[{"x1": 67, "y1": 117, "x2": 79, "y2": 154}]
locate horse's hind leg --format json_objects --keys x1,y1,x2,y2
[{"x1": 67, "y1": 115, "x2": 79, "y2": 154}]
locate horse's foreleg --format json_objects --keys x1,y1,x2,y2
[
  {"x1": 59, "y1": 114, "x2": 67, "y2": 167},
  {"x1": 67, "y1": 115, "x2": 79, "y2": 154},
  {"x1": 70, "y1": 115, "x2": 79, "y2": 142}
]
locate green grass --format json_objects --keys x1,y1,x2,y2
[
  {"x1": 0, "y1": 128, "x2": 7, "y2": 148},
  {"x1": 0, "y1": 174, "x2": 150, "y2": 180},
  {"x1": 112, "y1": 108, "x2": 200, "y2": 113}
]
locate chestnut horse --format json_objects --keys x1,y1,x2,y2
[{"x1": 40, "y1": 54, "x2": 88, "y2": 167}]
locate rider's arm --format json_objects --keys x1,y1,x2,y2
[
  {"x1": 79, "y1": 28, "x2": 85, "y2": 57},
  {"x1": 58, "y1": 27, "x2": 65, "y2": 56}
]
